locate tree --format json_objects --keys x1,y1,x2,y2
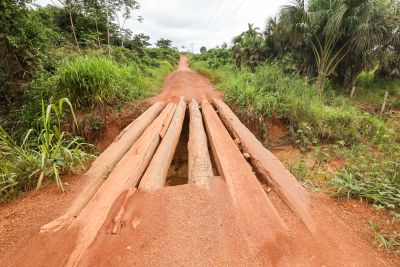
[
  {"x1": 156, "y1": 38, "x2": 172, "y2": 49},
  {"x1": 268, "y1": 0, "x2": 400, "y2": 93},
  {"x1": 132, "y1": 33, "x2": 151, "y2": 47},
  {"x1": 83, "y1": 0, "x2": 107, "y2": 48},
  {"x1": 232, "y1": 23, "x2": 265, "y2": 72},
  {"x1": 200, "y1": 46, "x2": 207, "y2": 53},
  {"x1": 56, "y1": 0, "x2": 83, "y2": 52},
  {"x1": 221, "y1": 42, "x2": 228, "y2": 49}
]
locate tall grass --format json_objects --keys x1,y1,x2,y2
[
  {"x1": 53, "y1": 56, "x2": 151, "y2": 108},
  {"x1": 354, "y1": 72, "x2": 400, "y2": 109},
  {"x1": 194, "y1": 62, "x2": 387, "y2": 145},
  {"x1": 0, "y1": 98, "x2": 91, "y2": 202},
  {"x1": 191, "y1": 58, "x2": 400, "y2": 213}
]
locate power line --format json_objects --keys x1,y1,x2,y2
[
  {"x1": 206, "y1": 0, "x2": 235, "y2": 35},
  {"x1": 203, "y1": 0, "x2": 226, "y2": 32},
  {"x1": 208, "y1": 0, "x2": 249, "y2": 36}
]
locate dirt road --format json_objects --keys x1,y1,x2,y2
[
  {"x1": 0, "y1": 56, "x2": 397, "y2": 266},
  {"x1": 154, "y1": 56, "x2": 222, "y2": 103}
]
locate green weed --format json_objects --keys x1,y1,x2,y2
[{"x1": 0, "y1": 98, "x2": 91, "y2": 202}]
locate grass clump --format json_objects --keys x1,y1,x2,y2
[
  {"x1": 329, "y1": 143, "x2": 400, "y2": 210},
  {"x1": 354, "y1": 72, "x2": 400, "y2": 109},
  {"x1": 0, "y1": 98, "x2": 91, "y2": 202},
  {"x1": 48, "y1": 56, "x2": 151, "y2": 108}
]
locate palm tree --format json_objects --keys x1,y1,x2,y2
[{"x1": 232, "y1": 23, "x2": 265, "y2": 72}]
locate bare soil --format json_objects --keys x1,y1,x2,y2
[
  {"x1": 0, "y1": 56, "x2": 399, "y2": 266},
  {"x1": 154, "y1": 56, "x2": 222, "y2": 103}
]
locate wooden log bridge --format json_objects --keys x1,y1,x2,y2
[{"x1": 40, "y1": 97, "x2": 315, "y2": 266}]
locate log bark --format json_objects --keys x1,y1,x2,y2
[
  {"x1": 139, "y1": 97, "x2": 187, "y2": 191},
  {"x1": 41, "y1": 102, "x2": 165, "y2": 233},
  {"x1": 40, "y1": 102, "x2": 165, "y2": 234},
  {"x1": 66, "y1": 103, "x2": 175, "y2": 267},
  {"x1": 188, "y1": 99, "x2": 213, "y2": 186},
  {"x1": 212, "y1": 98, "x2": 315, "y2": 233},
  {"x1": 202, "y1": 99, "x2": 287, "y2": 245}
]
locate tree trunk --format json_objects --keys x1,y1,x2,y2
[
  {"x1": 213, "y1": 98, "x2": 315, "y2": 233},
  {"x1": 316, "y1": 74, "x2": 326, "y2": 93},
  {"x1": 65, "y1": 103, "x2": 175, "y2": 266},
  {"x1": 95, "y1": 19, "x2": 101, "y2": 48},
  {"x1": 68, "y1": 9, "x2": 81, "y2": 53},
  {"x1": 350, "y1": 86, "x2": 356, "y2": 98},
  {"x1": 202, "y1": 99, "x2": 287, "y2": 246},
  {"x1": 139, "y1": 98, "x2": 186, "y2": 191},
  {"x1": 380, "y1": 91, "x2": 389, "y2": 116},
  {"x1": 188, "y1": 99, "x2": 213, "y2": 187},
  {"x1": 105, "y1": 0, "x2": 111, "y2": 56},
  {"x1": 40, "y1": 102, "x2": 165, "y2": 233}
]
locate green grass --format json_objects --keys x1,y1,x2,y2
[
  {"x1": 191, "y1": 58, "x2": 400, "y2": 213},
  {"x1": 18, "y1": 53, "x2": 174, "y2": 131},
  {"x1": 328, "y1": 143, "x2": 400, "y2": 210},
  {"x1": 353, "y1": 72, "x2": 400, "y2": 109},
  {"x1": 0, "y1": 98, "x2": 91, "y2": 203},
  {"x1": 192, "y1": 61, "x2": 387, "y2": 146},
  {"x1": 45, "y1": 56, "x2": 154, "y2": 108}
]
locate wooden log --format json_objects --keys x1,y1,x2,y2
[
  {"x1": 188, "y1": 99, "x2": 214, "y2": 186},
  {"x1": 40, "y1": 102, "x2": 165, "y2": 234},
  {"x1": 65, "y1": 103, "x2": 175, "y2": 267},
  {"x1": 160, "y1": 103, "x2": 176, "y2": 138},
  {"x1": 212, "y1": 98, "x2": 315, "y2": 233},
  {"x1": 139, "y1": 97, "x2": 186, "y2": 191},
  {"x1": 201, "y1": 99, "x2": 287, "y2": 244}
]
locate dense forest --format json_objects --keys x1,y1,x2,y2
[{"x1": 0, "y1": 0, "x2": 179, "y2": 202}]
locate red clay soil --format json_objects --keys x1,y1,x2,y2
[
  {"x1": 154, "y1": 55, "x2": 222, "y2": 103},
  {"x1": 1, "y1": 56, "x2": 399, "y2": 266}
]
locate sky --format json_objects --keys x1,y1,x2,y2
[{"x1": 36, "y1": 0, "x2": 289, "y2": 53}]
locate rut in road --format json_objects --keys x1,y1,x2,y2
[{"x1": 6, "y1": 56, "x2": 390, "y2": 267}]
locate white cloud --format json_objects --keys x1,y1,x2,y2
[{"x1": 35, "y1": 0, "x2": 289, "y2": 53}]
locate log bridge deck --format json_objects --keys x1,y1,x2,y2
[{"x1": 40, "y1": 97, "x2": 315, "y2": 266}]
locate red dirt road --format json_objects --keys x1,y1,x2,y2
[
  {"x1": 0, "y1": 56, "x2": 398, "y2": 266},
  {"x1": 155, "y1": 56, "x2": 222, "y2": 103}
]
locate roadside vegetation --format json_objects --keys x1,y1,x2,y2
[
  {"x1": 0, "y1": 0, "x2": 179, "y2": 202},
  {"x1": 191, "y1": 0, "x2": 400, "y2": 254}
]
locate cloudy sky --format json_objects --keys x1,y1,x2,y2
[{"x1": 36, "y1": 0, "x2": 289, "y2": 53}]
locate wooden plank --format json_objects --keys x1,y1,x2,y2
[
  {"x1": 40, "y1": 101, "x2": 165, "y2": 234},
  {"x1": 65, "y1": 103, "x2": 175, "y2": 267},
  {"x1": 213, "y1": 98, "x2": 315, "y2": 233},
  {"x1": 201, "y1": 99, "x2": 287, "y2": 244},
  {"x1": 188, "y1": 99, "x2": 213, "y2": 186},
  {"x1": 139, "y1": 97, "x2": 186, "y2": 191}
]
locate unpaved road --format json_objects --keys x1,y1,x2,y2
[
  {"x1": 0, "y1": 56, "x2": 398, "y2": 266},
  {"x1": 154, "y1": 56, "x2": 222, "y2": 103}
]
